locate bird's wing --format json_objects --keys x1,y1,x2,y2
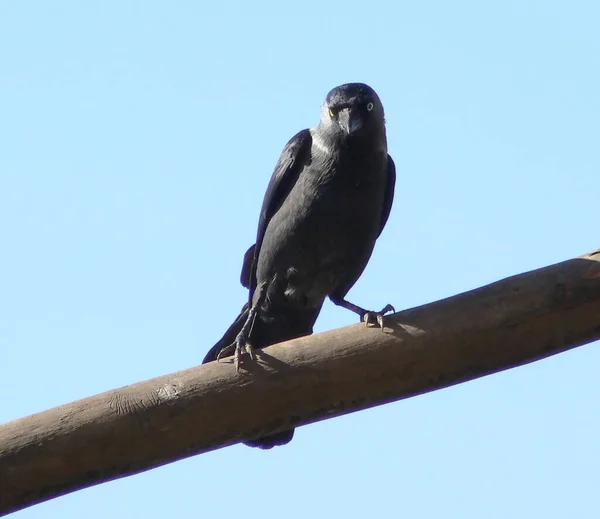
[
  {"x1": 239, "y1": 244, "x2": 256, "y2": 288},
  {"x1": 240, "y1": 129, "x2": 313, "y2": 295},
  {"x1": 378, "y1": 154, "x2": 396, "y2": 236}
]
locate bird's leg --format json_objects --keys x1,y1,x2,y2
[
  {"x1": 330, "y1": 296, "x2": 395, "y2": 331},
  {"x1": 231, "y1": 282, "x2": 267, "y2": 372}
]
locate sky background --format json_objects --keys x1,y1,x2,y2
[{"x1": 1, "y1": 1, "x2": 599, "y2": 517}]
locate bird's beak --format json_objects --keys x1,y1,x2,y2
[{"x1": 338, "y1": 107, "x2": 363, "y2": 135}]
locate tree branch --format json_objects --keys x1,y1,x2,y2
[{"x1": 2, "y1": 250, "x2": 600, "y2": 516}]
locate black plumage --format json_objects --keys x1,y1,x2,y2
[{"x1": 203, "y1": 83, "x2": 396, "y2": 448}]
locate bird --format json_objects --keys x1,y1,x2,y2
[{"x1": 202, "y1": 82, "x2": 396, "y2": 449}]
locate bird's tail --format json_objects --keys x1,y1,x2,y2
[{"x1": 202, "y1": 302, "x2": 300, "y2": 449}]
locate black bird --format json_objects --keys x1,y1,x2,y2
[{"x1": 203, "y1": 83, "x2": 396, "y2": 449}]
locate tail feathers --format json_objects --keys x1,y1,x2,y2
[
  {"x1": 243, "y1": 429, "x2": 294, "y2": 449},
  {"x1": 202, "y1": 303, "x2": 249, "y2": 364}
]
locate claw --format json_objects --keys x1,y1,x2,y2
[
  {"x1": 233, "y1": 336, "x2": 249, "y2": 372},
  {"x1": 331, "y1": 296, "x2": 395, "y2": 330},
  {"x1": 245, "y1": 342, "x2": 256, "y2": 361},
  {"x1": 234, "y1": 343, "x2": 242, "y2": 372},
  {"x1": 377, "y1": 304, "x2": 395, "y2": 331},
  {"x1": 215, "y1": 335, "x2": 255, "y2": 372},
  {"x1": 362, "y1": 304, "x2": 395, "y2": 330},
  {"x1": 232, "y1": 331, "x2": 257, "y2": 372},
  {"x1": 216, "y1": 343, "x2": 235, "y2": 362}
]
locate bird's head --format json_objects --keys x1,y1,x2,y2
[{"x1": 319, "y1": 83, "x2": 385, "y2": 138}]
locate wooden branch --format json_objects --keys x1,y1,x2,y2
[{"x1": 2, "y1": 250, "x2": 600, "y2": 516}]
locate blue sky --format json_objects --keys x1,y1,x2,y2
[{"x1": 1, "y1": 1, "x2": 599, "y2": 517}]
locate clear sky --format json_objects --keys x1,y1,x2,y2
[{"x1": 1, "y1": 1, "x2": 599, "y2": 517}]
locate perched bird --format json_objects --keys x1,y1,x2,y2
[{"x1": 203, "y1": 83, "x2": 396, "y2": 449}]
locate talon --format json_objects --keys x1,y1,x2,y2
[
  {"x1": 216, "y1": 343, "x2": 235, "y2": 362},
  {"x1": 331, "y1": 297, "x2": 395, "y2": 329},
  {"x1": 234, "y1": 338, "x2": 246, "y2": 372},
  {"x1": 360, "y1": 304, "x2": 395, "y2": 329},
  {"x1": 362, "y1": 312, "x2": 376, "y2": 327},
  {"x1": 244, "y1": 342, "x2": 256, "y2": 361},
  {"x1": 234, "y1": 347, "x2": 242, "y2": 372},
  {"x1": 232, "y1": 331, "x2": 255, "y2": 372},
  {"x1": 377, "y1": 304, "x2": 395, "y2": 331}
]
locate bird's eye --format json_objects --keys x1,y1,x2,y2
[
  {"x1": 366, "y1": 102, "x2": 374, "y2": 112},
  {"x1": 329, "y1": 108, "x2": 335, "y2": 118}
]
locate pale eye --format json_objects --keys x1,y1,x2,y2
[{"x1": 366, "y1": 102, "x2": 374, "y2": 112}]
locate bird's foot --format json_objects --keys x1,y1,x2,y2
[
  {"x1": 362, "y1": 304, "x2": 395, "y2": 331},
  {"x1": 330, "y1": 296, "x2": 395, "y2": 331},
  {"x1": 233, "y1": 333, "x2": 256, "y2": 372},
  {"x1": 215, "y1": 334, "x2": 256, "y2": 372}
]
